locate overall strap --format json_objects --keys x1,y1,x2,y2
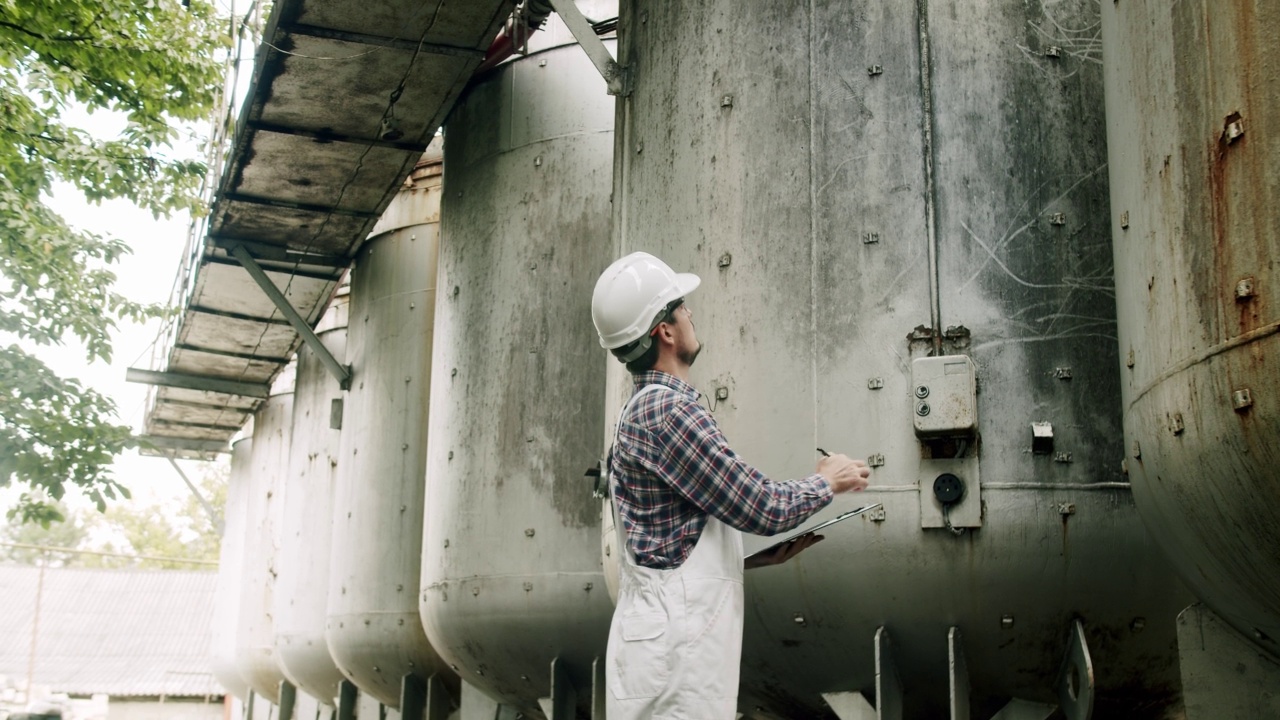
[{"x1": 609, "y1": 384, "x2": 671, "y2": 564}]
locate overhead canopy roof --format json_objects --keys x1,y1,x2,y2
[{"x1": 133, "y1": 0, "x2": 511, "y2": 457}]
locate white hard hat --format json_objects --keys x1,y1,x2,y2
[{"x1": 591, "y1": 251, "x2": 700, "y2": 361}]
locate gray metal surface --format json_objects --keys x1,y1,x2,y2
[
  {"x1": 275, "y1": 291, "x2": 349, "y2": 705},
  {"x1": 0, "y1": 566, "x2": 221, "y2": 697},
  {"x1": 211, "y1": 437, "x2": 254, "y2": 700},
  {"x1": 608, "y1": 0, "x2": 1190, "y2": 716},
  {"x1": 419, "y1": 21, "x2": 616, "y2": 716},
  {"x1": 1177, "y1": 603, "x2": 1280, "y2": 719},
  {"x1": 327, "y1": 152, "x2": 450, "y2": 707},
  {"x1": 135, "y1": 0, "x2": 512, "y2": 456},
  {"x1": 1100, "y1": 0, "x2": 1280, "y2": 656},
  {"x1": 236, "y1": 383, "x2": 295, "y2": 704}
]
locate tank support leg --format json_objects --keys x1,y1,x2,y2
[
  {"x1": 400, "y1": 675, "x2": 425, "y2": 720},
  {"x1": 876, "y1": 627, "x2": 904, "y2": 720},
  {"x1": 1056, "y1": 620, "x2": 1094, "y2": 720},
  {"x1": 988, "y1": 699, "x2": 1056, "y2": 720},
  {"x1": 536, "y1": 657, "x2": 577, "y2": 720},
  {"x1": 1178, "y1": 603, "x2": 1280, "y2": 719},
  {"x1": 821, "y1": 690, "x2": 877, "y2": 720},
  {"x1": 460, "y1": 681, "x2": 520, "y2": 720},
  {"x1": 278, "y1": 681, "x2": 297, "y2": 720},
  {"x1": 949, "y1": 627, "x2": 969, "y2": 720},
  {"x1": 336, "y1": 680, "x2": 358, "y2": 720},
  {"x1": 590, "y1": 656, "x2": 606, "y2": 720}
]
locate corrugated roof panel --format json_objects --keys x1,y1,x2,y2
[{"x1": 0, "y1": 566, "x2": 222, "y2": 697}]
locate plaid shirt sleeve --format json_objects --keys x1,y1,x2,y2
[{"x1": 647, "y1": 398, "x2": 834, "y2": 536}]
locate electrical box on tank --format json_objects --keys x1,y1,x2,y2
[{"x1": 911, "y1": 355, "x2": 978, "y2": 437}]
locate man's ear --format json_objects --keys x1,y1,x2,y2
[{"x1": 654, "y1": 322, "x2": 677, "y2": 348}]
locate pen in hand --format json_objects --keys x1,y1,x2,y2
[{"x1": 816, "y1": 447, "x2": 831, "y2": 457}]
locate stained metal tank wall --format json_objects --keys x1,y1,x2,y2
[
  {"x1": 608, "y1": 0, "x2": 1190, "y2": 717},
  {"x1": 274, "y1": 288, "x2": 350, "y2": 704},
  {"x1": 1100, "y1": 2, "x2": 1280, "y2": 655},
  {"x1": 418, "y1": 17, "x2": 615, "y2": 712},
  {"x1": 235, "y1": 373, "x2": 294, "y2": 703},
  {"x1": 211, "y1": 436, "x2": 253, "y2": 701},
  {"x1": 327, "y1": 147, "x2": 451, "y2": 707}
]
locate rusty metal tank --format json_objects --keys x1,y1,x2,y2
[
  {"x1": 211, "y1": 436, "x2": 253, "y2": 700},
  {"x1": 274, "y1": 288, "x2": 349, "y2": 705},
  {"x1": 605, "y1": 0, "x2": 1191, "y2": 716},
  {"x1": 1100, "y1": 0, "x2": 1280, "y2": 657},
  {"x1": 235, "y1": 372, "x2": 294, "y2": 703},
  {"x1": 326, "y1": 147, "x2": 451, "y2": 707},
  {"x1": 418, "y1": 16, "x2": 616, "y2": 714}
]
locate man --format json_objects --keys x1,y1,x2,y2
[{"x1": 591, "y1": 251, "x2": 871, "y2": 719}]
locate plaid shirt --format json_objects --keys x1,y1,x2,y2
[{"x1": 610, "y1": 370, "x2": 833, "y2": 569}]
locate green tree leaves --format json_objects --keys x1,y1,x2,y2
[{"x1": 0, "y1": 0, "x2": 228, "y2": 522}]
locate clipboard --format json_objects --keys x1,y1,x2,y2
[{"x1": 744, "y1": 503, "x2": 882, "y2": 561}]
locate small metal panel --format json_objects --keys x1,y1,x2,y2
[
  {"x1": 169, "y1": 347, "x2": 282, "y2": 383},
  {"x1": 155, "y1": 385, "x2": 260, "y2": 411},
  {"x1": 213, "y1": 200, "x2": 373, "y2": 254},
  {"x1": 151, "y1": 399, "x2": 251, "y2": 428},
  {"x1": 918, "y1": 457, "x2": 981, "y2": 529},
  {"x1": 911, "y1": 356, "x2": 977, "y2": 437},
  {"x1": 1102, "y1": 0, "x2": 1280, "y2": 652}
]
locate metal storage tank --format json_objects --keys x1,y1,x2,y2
[
  {"x1": 275, "y1": 288, "x2": 350, "y2": 705},
  {"x1": 419, "y1": 15, "x2": 616, "y2": 715},
  {"x1": 211, "y1": 436, "x2": 253, "y2": 701},
  {"x1": 605, "y1": 0, "x2": 1191, "y2": 717},
  {"x1": 1100, "y1": 0, "x2": 1280, "y2": 662},
  {"x1": 327, "y1": 148, "x2": 452, "y2": 707},
  {"x1": 236, "y1": 374, "x2": 294, "y2": 703}
]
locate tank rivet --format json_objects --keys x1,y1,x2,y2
[
  {"x1": 1001, "y1": 615, "x2": 1015, "y2": 629},
  {"x1": 1057, "y1": 503, "x2": 1076, "y2": 515},
  {"x1": 525, "y1": 528, "x2": 536, "y2": 537},
  {"x1": 914, "y1": 385, "x2": 929, "y2": 399},
  {"x1": 916, "y1": 401, "x2": 931, "y2": 417},
  {"x1": 1236, "y1": 277, "x2": 1256, "y2": 300},
  {"x1": 862, "y1": 232, "x2": 880, "y2": 245},
  {"x1": 476, "y1": 669, "x2": 484, "y2": 676},
  {"x1": 1050, "y1": 212, "x2": 1066, "y2": 226},
  {"x1": 718, "y1": 252, "x2": 732, "y2": 268},
  {"x1": 1053, "y1": 367, "x2": 1073, "y2": 380},
  {"x1": 720, "y1": 95, "x2": 734, "y2": 108},
  {"x1": 1254, "y1": 629, "x2": 1269, "y2": 641},
  {"x1": 584, "y1": 582, "x2": 594, "y2": 591},
  {"x1": 472, "y1": 587, "x2": 480, "y2": 596},
  {"x1": 396, "y1": 584, "x2": 403, "y2": 591},
  {"x1": 867, "y1": 64, "x2": 883, "y2": 76},
  {"x1": 1054, "y1": 452, "x2": 1073, "y2": 463},
  {"x1": 400, "y1": 504, "x2": 407, "y2": 512},
  {"x1": 402, "y1": 443, "x2": 409, "y2": 451},
  {"x1": 443, "y1": 539, "x2": 449, "y2": 548},
  {"x1": 523, "y1": 582, "x2": 533, "y2": 592},
  {"x1": 1132, "y1": 441, "x2": 1142, "y2": 458},
  {"x1": 405, "y1": 375, "x2": 412, "y2": 383},
  {"x1": 605, "y1": 545, "x2": 611, "y2": 556},
  {"x1": 364, "y1": 619, "x2": 371, "y2": 626},
  {"x1": 534, "y1": 156, "x2": 542, "y2": 167},
  {"x1": 453, "y1": 285, "x2": 460, "y2": 297},
  {"x1": 1171, "y1": 413, "x2": 1185, "y2": 435},
  {"x1": 1130, "y1": 618, "x2": 1146, "y2": 632},
  {"x1": 450, "y1": 665, "x2": 459, "y2": 672},
  {"x1": 716, "y1": 387, "x2": 729, "y2": 401},
  {"x1": 636, "y1": 141, "x2": 644, "y2": 154},
  {"x1": 1126, "y1": 349, "x2": 1135, "y2": 368},
  {"x1": 1045, "y1": 46, "x2": 1061, "y2": 58},
  {"x1": 1233, "y1": 389, "x2": 1253, "y2": 411},
  {"x1": 448, "y1": 451, "x2": 454, "y2": 460},
  {"x1": 451, "y1": 368, "x2": 458, "y2": 377},
  {"x1": 398, "y1": 618, "x2": 404, "y2": 626},
  {"x1": 521, "y1": 675, "x2": 530, "y2": 682},
  {"x1": 372, "y1": 665, "x2": 379, "y2": 672},
  {"x1": 538, "y1": 59, "x2": 547, "y2": 67},
  {"x1": 868, "y1": 453, "x2": 885, "y2": 468},
  {"x1": 793, "y1": 613, "x2": 807, "y2": 626},
  {"x1": 1225, "y1": 115, "x2": 1245, "y2": 144},
  {"x1": 868, "y1": 377, "x2": 884, "y2": 390},
  {"x1": 1120, "y1": 211, "x2": 1130, "y2": 229}
]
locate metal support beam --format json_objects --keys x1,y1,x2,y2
[
  {"x1": 210, "y1": 236, "x2": 350, "y2": 268},
  {"x1": 229, "y1": 244, "x2": 352, "y2": 390},
  {"x1": 126, "y1": 367, "x2": 270, "y2": 398},
  {"x1": 135, "y1": 435, "x2": 230, "y2": 455},
  {"x1": 989, "y1": 699, "x2": 1057, "y2": 720},
  {"x1": 1057, "y1": 619, "x2": 1094, "y2": 720},
  {"x1": 948, "y1": 627, "x2": 969, "y2": 720},
  {"x1": 400, "y1": 674, "x2": 426, "y2": 720},
  {"x1": 424, "y1": 674, "x2": 451, "y2": 720},
  {"x1": 546, "y1": 0, "x2": 628, "y2": 96},
  {"x1": 822, "y1": 691, "x2": 877, "y2": 720},
  {"x1": 167, "y1": 456, "x2": 223, "y2": 535},
  {"x1": 875, "y1": 627, "x2": 903, "y2": 720},
  {"x1": 590, "y1": 656, "x2": 606, "y2": 720},
  {"x1": 337, "y1": 680, "x2": 358, "y2": 720},
  {"x1": 278, "y1": 681, "x2": 297, "y2": 720}
]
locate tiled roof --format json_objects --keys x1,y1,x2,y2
[{"x1": 0, "y1": 565, "x2": 222, "y2": 697}]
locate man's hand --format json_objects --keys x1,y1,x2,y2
[
  {"x1": 817, "y1": 453, "x2": 871, "y2": 493},
  {"x1": 744, "y1": 532, "x2": 824, "y2": 570}
]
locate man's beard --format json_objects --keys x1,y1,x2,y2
[{"x1": 678, "y1": 341, "x2": 702, "y2": 367}]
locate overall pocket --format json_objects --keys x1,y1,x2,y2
[{"x1": 608, "y1": 596, "x2": 672, "y2": 699}]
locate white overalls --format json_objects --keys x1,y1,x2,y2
[{"x1": 606, "y1": 385, "x2": 746, "y2": 720}]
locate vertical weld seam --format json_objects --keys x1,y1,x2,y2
[
  {"x1": 916, "y1": 0, "x2": 943, "y2": 352},
  {"x1": 809, "y1": 0, "x2": 820, "y2": 444}
]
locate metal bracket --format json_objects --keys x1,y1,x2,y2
[
  {"x1": 277, "y1": 681, "x2": 297, "y2": 720},
  {"x1": 949, "y1": 627, "x2": 969, "y2": 720},
  {"x1": 821, "y1": 691, "x2": 877, "y2": 720},
  {"x1": 876, "y1": 627, "x2": 904, "y2": 720},
  {"x1": 337, "y1": 680, "x2": 358, "y2": 720},
  {"x1": 537, "y1": 657, "x2": 577, "y2": 720},
  {"x1": 400, "y1": 674, "x2": 426, "y2": 720},
  {"x1": 228, "y1": 243, "x2": 352, "y2": 390},
  {"x1": 591, "y1": 656, "x2": 606, "y2": 720},
  {"x1": 546, "y1": 0, "x2": 630, "y2": 95},
  {"x1": 1057, "y1": 619, "x2": 1095, "y2": 720}
]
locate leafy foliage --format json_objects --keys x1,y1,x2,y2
[{"x1": 0, "y1": 0, "x2": 227, "y2": 522}]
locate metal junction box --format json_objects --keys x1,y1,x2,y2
[{"x1": 911, "y1": 355, "x2": 978, "y2": 437}]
